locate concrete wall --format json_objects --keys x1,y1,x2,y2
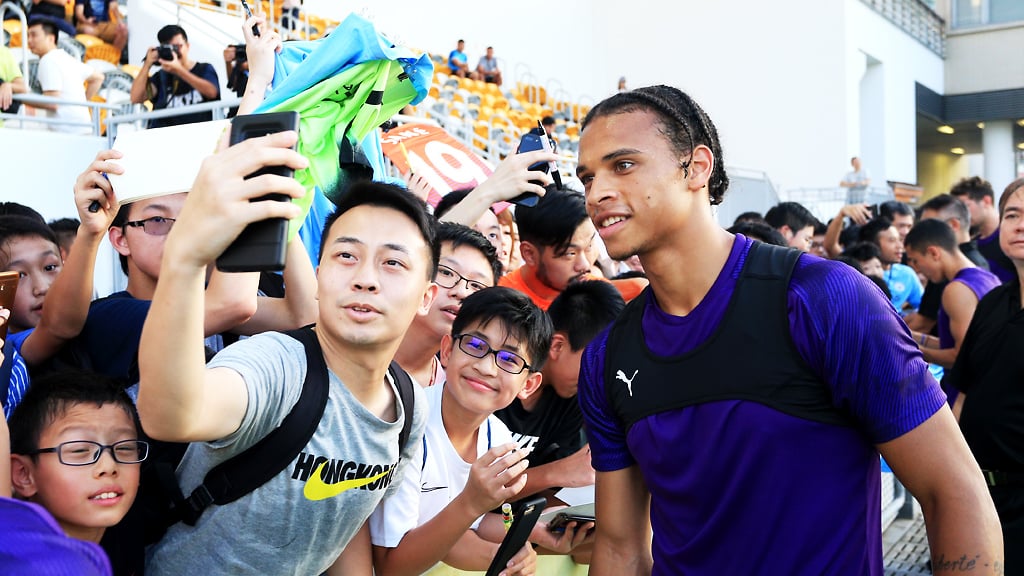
[{"x1": 944, "y1": 23, "x2": 1024, "y2": 94}]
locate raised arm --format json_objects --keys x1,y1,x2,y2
[
  {"x1": 19, "y1": 150, "x2": 121, "y2": 365},
  {"x1": 137, "y1": 132, "x2": 307, "y2": 442},
  {"x1": 235, "y1": 13, "x2": 281, "y2": 117},
  {"x1": 232, "y1": 235, "x2": 317, "y2": 335},
  {"x1": 879, "y1": 408, "x2": 1003, "y2": 573},
  {"x1": 130, "y1": 49, "x2": 158, "y2": 104},
  {"x1": 439, "y1": 150, "x2": 556, "y2": 227},
  {"x1": 823, "y1": 203, "x2": 871, "y2": 259}
]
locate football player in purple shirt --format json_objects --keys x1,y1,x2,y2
[{"x1": 573, "y1": 85, "x2": 1003, "y2": 575}]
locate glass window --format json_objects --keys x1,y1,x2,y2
[
  {"x1": 991, "y1": 0, "x2": 1024, "y2": 24},
  {"x1": 955, "y1": 0, "x2": 1024, "y2": 28}
]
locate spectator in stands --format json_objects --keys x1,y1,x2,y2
[
  {"x1": 393, "y1": 223, "x2": 502, "y2": 387},
  {"x1": 130, "y1": 24, "x2": 220, "y2": 129},
  {"x1": 280, "y1": 0, "x2": 302, "y2": 36},
  {"x1": 878, "y1": 200, "x2": 915, "y2": 245},
  {"x1": 904, "y1": 219, "x2": 999, "y2": 407},
  {"x1": 447, "y1": 39, "x2": 476, "y2": 79},
  {"x1": 904, "y1": 194, "x2": 989, "y2": 336},
  {"x1": 500, "y1": 188, "x2": 647, "y2": 310},
  {"x1": 575, "y1": 83, "x2": 1002, "y2": 575},
  {"x1": 541, "y1": 115, "x2": 558, "y2": 152},
  {"x1": 28, "y1": 0, "x2": 76, "y2": 36},
  {"x1": 950, "y1": 175, "x2": 1016, "y2": 283},
  {"x1": 370, "y1": 287, "x2": 552, "y2": 575},
  {"x1": 859, "y1": 217, "x2": 923, "y2": 315},
  {"x1": 839, "y1": 155, "x2": 871, "y2": 203},
  {"x1": 617, "y1": 76, "x2": 627, "y2": 93},
  {"x1": 475, "y1": 46, "x2": 502, "y2": 86},
  {"x1": 73, "y1": 0, "x2": 127, "y2": 57},
  {"x1": 946, "y1": 177, "x2": 1024, "y2": 573},
  {"x1": 26, "y1": 19, "x2": 103, "y2": 135},
  {"x1": 9, "y1": 371, "x2": 144, "y2": 545},
  {"x1": 0, "y1": 45, "x2": 28, "y2": 123},
  {"x1": 763, "y1": 201, "x2": 818, "y2": 252},
  {"x1": 48, "y1": 217, "x2": 79, "y2": 261},
  {"x1": 496, "y1": 281, "x2": 623, "y2": 524}
]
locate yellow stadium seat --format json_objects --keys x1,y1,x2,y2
[
  {"x1": 492, "y1": 98, "x2": 510, "y2": 111},
  {"x1": 77, "y1": 35, "x2": 120, "y2": 65},
  {"x1": 4, "y1": 19, "x2": 22, "y2": 48},
  {"x1": 428, "y1": 85, "x2": 440, "y2": 99},
  {"x1": 119, "y1": 63, "x2": 141, "y2": 78}
]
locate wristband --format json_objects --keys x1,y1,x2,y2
[{"x1": 919, "y1": 334, "x2": 926, "y2": 346}]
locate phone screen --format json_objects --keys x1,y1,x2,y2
[{"x1": 0, "y1": 271, "x2": 19, "y2": 340}]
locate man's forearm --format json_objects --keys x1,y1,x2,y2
[
  {"x1": 129, "y1": 70, "x2": 151, "y2": 103},
  {"x1": 177, "y1": 68, "x2": 219, "y2": 100},
  {"x1": 137, "y1": 255, "x2": 214, "y2": 439}
]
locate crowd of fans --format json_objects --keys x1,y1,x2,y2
[{"x1": 1, "y1": 7, "x2": 1023, "y2": 576}]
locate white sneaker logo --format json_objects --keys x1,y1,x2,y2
[{"x1": 616, "y1": 369, "x2": 638, "y2": 396}]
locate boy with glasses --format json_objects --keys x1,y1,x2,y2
[
  {"x1": 394, "y1": 222, "x2": 502, "y2": 387},
  {"x1": 9, "y1": 370, "x2": 147, "y2": 546},
  {"x1": 372, "y1": 287, "x2": 578, "y2": 575}
]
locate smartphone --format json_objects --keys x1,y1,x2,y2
[
  {"x1": 509, "y1": 126, "x2": 559, "y2": 207},
  {"x1": 240, "y1": 0, "x2": 260, "y2": 36},
  {"x1": 546, "y1": 511, "x2": 596, "y2": 533},
  {"x1": 485, "y1": 496, "x2": 547, "y2": 576},
  {"x1": 216, "y1": 111, "x2": 300, "y2": 273},
  {"x1": 0, "y1": 271, "x2": 19, "y2": 340}
]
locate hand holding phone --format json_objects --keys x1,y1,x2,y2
[
  {"x1": 0, "y1": 271, "x2": 19, "y2": 340},
  {"x1": 485, "y1": 496, "x2": 546, "y2": 576},
  {"x1": 509, "y1": 123, "x2": 561, "y2": 206},
  {"x1": 216, "y1": 112, "x2": 300, "y2": 272}
]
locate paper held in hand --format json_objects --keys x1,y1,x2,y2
[{"x1": 106, "y1": 120, "x2": 231, "y2": 206}]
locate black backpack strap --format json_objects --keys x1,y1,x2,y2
[
  {"x1": 178, "y1": 324, "x2": 329, "y2": 526},
  {"x1": 388, "y1": 360, "x2": 416, "y2": 458}
]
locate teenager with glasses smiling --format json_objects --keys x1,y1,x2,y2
[
  {"x1": 371, "y1": 286, "x2": 583, "y2": 575},
  {"x1": 394, "y1": 222, "x2": 503, "y2": 388}
]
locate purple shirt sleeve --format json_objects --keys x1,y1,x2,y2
[
  {"x1": 787, "y1": 257, "x2": 946, "y2": 443},
  {"x1": 578, "y1": 331, "x2": 634, "y2": 472}
]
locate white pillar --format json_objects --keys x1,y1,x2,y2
[{"x1": 982, "y1": 120, "x2": 1015, "y2": 196}]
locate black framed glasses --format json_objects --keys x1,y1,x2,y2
[
  {"x1": 123, "y1": 216, "x2": 176, "y2": 236},
  {"x1": 434, "y1": 265, "x2": 488, "y2": 293},
  {"x1": 454, "y1": 334, "x2": 531, "y2": 374},
  {"x1": 29, "y1": 440, "x2": 149, "y2": 466}
]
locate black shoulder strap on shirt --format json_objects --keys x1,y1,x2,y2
[{"x1": 176, "y1": 324, "x2": 416, "y2": 526}]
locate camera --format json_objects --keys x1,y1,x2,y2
[
  {"x1": 233, "y1": 44, "x2": 247, "y2": 62},
  {"x1": 157, "y1": 44, "x2": 179, "y2": 61}
]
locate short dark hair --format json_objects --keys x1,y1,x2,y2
[
  {"x1": 47, "y1": 217, "x2": 80, "y2": 235},
  {"x1": 0, "y1": 215, "x2": 60, "y2": 270},
  {"x1": 866, "y1": 273, "x2": 892, "y2": 300},
  {"x1": 858, "y1": 217, "x2": 894, "y2": 246},
  {"x1": 732, "y1": 211, "x2": 764, "y2": 226},
  {"x1": 318, "y1": 181, "x2": 439, "y2": 279},
  {"x1": 451, "y1": 286, "x2": 553, "y2": 372},
  {"x1": 9, "y1": 370, "x2": 137, "y2": 457},
  {"x1": 583, "y1": 85, "x2": 730, "y2": 206},
  {"x1": 726, "y1": 220, "x2": 787, "y2": 247},
  {"x1": 920, "y1": 194, "x2": 970, "y2": 231},
  {"x1": 834, "y1": 255, "x2": 864, "y2": 275},
  {"x1": 514, "y1": 188, "x2": 587, "y2": 254},
  {"x1": 437, "y1": 222, "x2": 502, "y2": 284},
  {"x1": 904, "y1": 218, "x2": 958, "y2": 254},
  {"x1": 110, "y1": 203, "x2": 135, "y2": 275},
  {"x1": 157, "y1": 24, "x2": 188, "y2": 44},
  {"x1": 27, "y1": 19, "x2": 58, "y2": 41},
  {"x1": 432, "y1": 188, "x2": 473, "y2": 220},
  {"x1": 878, "y1": 200, "x2": 914, "y2": 220},
  {"x1": 541, "y1": 116, "x2": 555, "y2": 126},
  {"x1": 764, "y1": 201, "x2": 817, "y2": 233},
  {"x1": 547, "y1": 280, "x2": 624, "y2": 351},
  {"x1": 949, "y1": 176, "x2": 994, "y2": 202},
  {"x1": 841, "y1": 241, "x2": 881, "y2": 264},
  {"x1": 0, "y1": 202, "x2": 46, "y2": 222}
]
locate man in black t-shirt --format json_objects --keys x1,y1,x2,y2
[
  {"x1": 495, "y1": 280, "x2": 624, "y2": 497},
  {"x1": 129, "y1": 24, "x2": 221, "y2": 129}
]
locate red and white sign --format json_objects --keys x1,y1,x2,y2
[{"x1": 381, "y1": 123, "x2": 494, "y2": 208}]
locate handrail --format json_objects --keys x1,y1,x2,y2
[
  {"x1": 6, "y1": 93, "x2": 123, "y2": 134},
  {"x1": 104, "y1": 96, "x2": 242, "y2": 144},
  {"x1": 0, "y1": 0, "x2": 30, "y2": 82}
]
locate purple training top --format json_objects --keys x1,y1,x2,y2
[
  {"x1": 937, "y1": 267, "x2": 1002, "y2": 349},
  {"x1": 578, "y1": 235, "x2": 945, "y2": 575}
]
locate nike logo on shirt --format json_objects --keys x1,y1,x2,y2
[{"x1": 303, "y1": 461, "x2": 393, "y2": 501}]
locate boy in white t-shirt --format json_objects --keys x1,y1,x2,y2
[{"x1": 371, "y1": 287, "x2": 582, "y2": 575}]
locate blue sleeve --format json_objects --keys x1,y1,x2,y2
[
  {"x1": 577, "y1": 328, "x2": 635, "y2": 472},
  {"x1": 787, "y1": 258, "x2": 945, "y2": 444},
  {"x1": 8, "y1": 329, "x2": 30, "y2": 354}
]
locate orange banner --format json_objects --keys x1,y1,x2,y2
[{"x1": 381, "y1": 123, "x2": 494, "y2": 207}]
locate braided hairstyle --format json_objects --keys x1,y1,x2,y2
[{"x1": 581, "y1": 85, "x2": 730, "y2": 206}]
